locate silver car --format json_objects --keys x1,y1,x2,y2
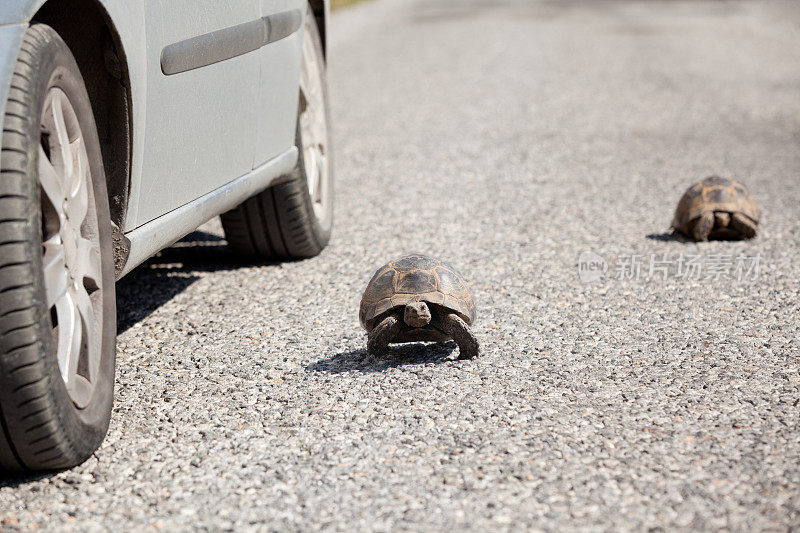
[{"x1": 0, "y1": 0, "x2": 333, "y2": 472}]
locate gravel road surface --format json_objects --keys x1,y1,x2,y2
[{"x1": 2, "y1": 0, "x2": 799, "y2": 529}]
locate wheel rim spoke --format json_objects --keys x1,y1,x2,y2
[
  {"x1": 76, "y1": 236, "x2": 102, "y2": 288},
  {"x1": 65, "y1": 138, "x2": 89, "y2": 225},
  {"x1": 299, "y1": 41, "x2": 315, "y2": 102},
  {"x1": 304, "y1": 145, "x2": 319, "y2": 199},
  {"x1": 38, "y1": 147, "x2": 65, "y2": 208},
  {"x1": 43, "y1": 238, "x2": 68, "y2": 308},
  {"x1": 51, "y1": 92, "x2": 74, "y2": 180},
  {"x1": 55, "y1": 291, "x2": 81, "y2": 390},
  {"x1": 315, "y1": 146, "x2": 328, "y2": 218},
  {"x1": 72, "y1": 285, "x2": 98, "y2": 383}
]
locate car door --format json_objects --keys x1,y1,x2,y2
[
  {"x1": 254, "y1": 0, "x2": 306, "y2": 167},
  {"x1": 133, "y1": 0, "x2": 261, "y2": 227}
]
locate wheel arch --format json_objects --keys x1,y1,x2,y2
[{"x1": 32, "y1": 0, "x2": 132, "y2": 263}]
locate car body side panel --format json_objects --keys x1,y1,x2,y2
[
  {"x1": 254, "y1": 0, "x2": 305, "y2": 167},
  {"x1": 130, "y1": 0, "x2": 261, "y2": 228},
  {"x1": 0, "y1": 1, "x2": 46, "y2": 25}
]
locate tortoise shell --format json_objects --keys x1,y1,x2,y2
[
  {"x1": 672, "y1": 176, "x2": 759, "y2": 233},
  {"x1": 360, "y1": 253, "x2": 476, "y2": 332}
]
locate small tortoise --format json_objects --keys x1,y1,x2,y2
[
  {"x1": 360, "y1": 254, "x2": 479, "y2": 359},
  {"x1": 672, "y1": 176, "x2": 759, "y2": 241}
]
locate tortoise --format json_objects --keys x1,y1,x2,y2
[
  {"x1": 359, "y1": 253, "x2": 479, "y2": 359},
  {"x1": 672, "y1": 176, "x2": 759, "y2": 241}
]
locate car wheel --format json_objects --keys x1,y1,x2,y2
[
  {"x1": 0, "y1": 24, "x2": 116, "y2": 472},
  {"x1": 221, "y1": 5, "x2": 333, "y2": 260}
]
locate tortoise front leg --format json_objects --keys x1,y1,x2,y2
[
  {"x1": 730, "y1": 213, "x2": 757, "y2": 239},
  {"x1": 367, "y1": 312, "x2": 403, "y2": 359},
  {"x1": 438, "y1": 313, "x2": 479, "y2": 360},
  {"x1": 691, "y1": 212, "x2": 714, "y2": 241}
]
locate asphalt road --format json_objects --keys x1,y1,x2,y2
[{"x1": 2, "y1": 0, "x2": 799, "y2": 529}]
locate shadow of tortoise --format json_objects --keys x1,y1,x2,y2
[{"x1": 306, "y1": 342, "x2": 458, "y2": 374}]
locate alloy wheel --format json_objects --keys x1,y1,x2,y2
[{"x1": 38, "y1": 87, "x2": 104, "y2": 409}]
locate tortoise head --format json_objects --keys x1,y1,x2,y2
[{"x1": 404, "y1": 301, "x2": 431, "y2": 328}]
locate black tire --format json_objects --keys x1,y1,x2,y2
[
  {"x1": 0, "y1": 24, "x2": 116, "y2": 473},
  {"x1": 221, "y1": 8, "x2": 333, "y2": 260}
]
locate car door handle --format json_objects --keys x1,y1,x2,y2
[{"x1": 161, "y1": 9, "x2": 303, "y2": 76}]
